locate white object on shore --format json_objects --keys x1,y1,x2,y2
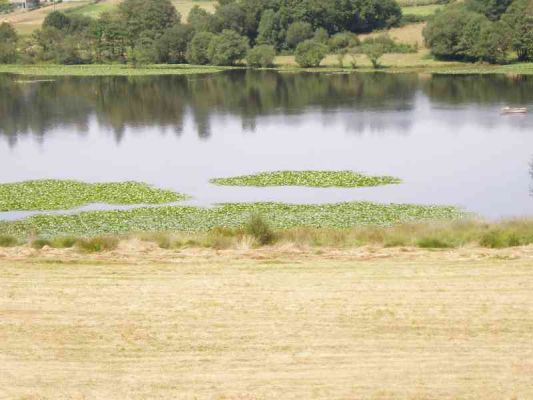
[{"x1": 501, "y1": 107, "x2": 528, "y2": 114}]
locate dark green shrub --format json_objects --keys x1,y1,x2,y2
[
  {"x1": 383, "y1": 237, "x2": 408, "y2": 247},
  {"x1": 187, "y1": 5, "x2": 219, "y2": 33},
  {"x1": 244, "y1": 214, "x2": 275, "y2": 245},
  {"x1": 76, "y1": 236, "x2": 119, "y2": 253},
  {"x1": 417, "y1": 237, "x2": 456, "y2": 248},
  {"x1": 501, "y1": 0, "x2": 533, "y2": 61},
  {"x1": 246, "y1": 44, "x2": 276, "y2": 67},
  {"x1": 479, "y1": 230, "x2": 529, "y2": 248},
  {"x1": 313, "y1": 28, "x2": 329, "y2": 44},
  {"x1": 255, "y1": 9, "x2": 282, "y2": 49},
  {"x1": 423, "y1": 4, "x2": 512, "y2": 63},
  {"x1": 0, "y1": 22, "x2": 17, "y2": 63},
  {"x1": 295, "y1": 40, "x2": 328, "y2": 67},
  {"x1": 361, "y1": 41, "x2": 386, "y2": 68},
  {"x1": 0, "y1": 0, "x2": 15, "y2": 13},
  {"x1": 43, "y1": 11, "x2": 71, "y2": 31},
  {"x1": 186, "y1": 31, "x2": 216, "y2": 64},
  {"x1": 31, "y1": 239, "x2": 53, "y2": 249},
  {"x1": 328, "y1": 31, "x2": 359, "y2": 51},
  {"x1": 480, "y1": 231, "x2": 507, "y2": 248},
  {"x1": 0, "y1": 235, "x2": 18, "y2": 247},
  {"x1": 207, "y1": 29, "x2": 249, "y2": 66},
  {"x1": 286, "y1": 21, "x2": 313, "y2": 48},
  {"x1": 155, "y1": 23, "x2": 194, "y2": 63}
]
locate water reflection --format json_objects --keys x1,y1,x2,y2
[
  {"x1": 1, "y1": 71, "x2": 532, "y2": 144},
  {"x1": 1, "y1": 71, "x2": 532, "y2": 218}
]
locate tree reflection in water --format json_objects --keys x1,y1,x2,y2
[{"x1": 0, "y1": 71, "x2": 532, "y2": 146}]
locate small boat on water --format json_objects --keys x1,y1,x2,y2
[{"x1": 501, "y1": 106, "x2": 528, "y2": 114}]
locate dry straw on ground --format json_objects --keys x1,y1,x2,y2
[{"x1": 0, "y1": 246, "x2": 532, "y2": 399}]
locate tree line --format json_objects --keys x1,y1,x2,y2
[
  {"x1": 0, "y1": 0, "x2": 403, "y2": 66},
  {"x1": 423, "y1": 0, "x2": 532, "y2": 63}
]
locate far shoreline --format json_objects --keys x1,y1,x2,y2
[{"x1": 0, "y1": 60, "x2": 532, "y2": 77}]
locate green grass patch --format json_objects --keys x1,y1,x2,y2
[
  {"x1": 428, "y1": 63, "x2": 533, "y2": 75},
  {"x1": 0, "y1": 201, "x2": 463, "y2": 239},
  {"x1": 66, "y1": 1, "x2": 118, "y2": 18},
  {"x1": 397, "y1": 0, "x2": 441, "y2": 5},
  {"x1": 0, "y1": 180, "x2": 187, "y2": 211},
  {"x1": 402, "y1": 4, "x2": 442, "y2": 16},
  {"x1": 210, "y1": 171, "x2": 401, "y2": 188},
  {"x1": 1, "y1": 62, "x2": 532, "y2": 78},
  {"x1": 0, "y1": 64, "x2": 226, "y2": 77}
]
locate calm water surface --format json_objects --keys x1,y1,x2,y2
[{"x1": 1, "y1": 71, "x2": 532, "y2": 219}]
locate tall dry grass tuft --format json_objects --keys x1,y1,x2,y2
[{"x1": 76, "y1": 236, "x2": 119, "y2": 253}]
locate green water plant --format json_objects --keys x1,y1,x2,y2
[
  {"x1": 0, "y1": 201, "x2": 463, "y2": 239},
  {"x1": 210, "y1": 171, "x2": 401, "y2": 188},
  {"x1": 0, "y1": 180, "x2": 187, "y2": 211}
]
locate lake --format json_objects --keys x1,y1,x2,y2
[{"x1": 0, "y1": 70, "x2": 532, "y2": 219}]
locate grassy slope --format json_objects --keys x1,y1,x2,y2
[
  {"x1": 2, "y1": 0, "x2": 93, "y2": 35},
  {"x1": 1, "y1": 254, "x2": 532, "y2": 399},
  {"x1": 5, "y1": 0, "x2": 216, "y2": 35}
]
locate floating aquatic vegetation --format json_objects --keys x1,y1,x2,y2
[
  {"x1": 0, "y1": 180, "x2": 188, "y2": 211},
  {"x1": 0, "y1": 201, "x2": 464, "y2": 239},
  {"x1": 0, "y1": 64, "x2": 226, "y2": 77},
  {"x1": 210, "y1": 170, "x2": 401, "y2": 187}
]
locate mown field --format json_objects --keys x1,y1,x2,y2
[{"x1": 1, "y1": 249, "x2": 532, "y2": 399}]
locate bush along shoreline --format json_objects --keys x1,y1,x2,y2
[
  {"x1": 1, "y1": 0, "x2": 530, "y2": 72},
  {"x1": 0, "y1": 0, "x2": 404, "y2": 68},
  {"x1": 1, "y1": 216, "x2": 533, "y2": 252}
]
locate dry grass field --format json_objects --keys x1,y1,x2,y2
[
  {"x1": 359, "y1": 22, "x2": 427, "y2": 46},
  {"x1": 1, "y1": 244, "x2": 533, "y2": 399}
]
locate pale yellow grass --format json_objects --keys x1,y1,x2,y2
[
  {"x1": 275, "y1": 23, "x2": 464, "y2": 70},
  {"x1": 1, "y1": 246, "x2": 533, "y2": 399},
  {"x1": 359, "y1": 22, "x2": 427, "y2": 46}
]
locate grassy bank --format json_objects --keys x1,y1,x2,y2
[
  {"x1": 0, "y1": 64, "x2": 226, "y2": 76},
  {"x1": 4, "y1": 217, "x2": 533, "y2": 251},
  {"x1": 2, "y1": 59, "x2": 532, "y2": 78},
  {"x1": 1, "y1": 255, "x2": 532, "y2": 399}
]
